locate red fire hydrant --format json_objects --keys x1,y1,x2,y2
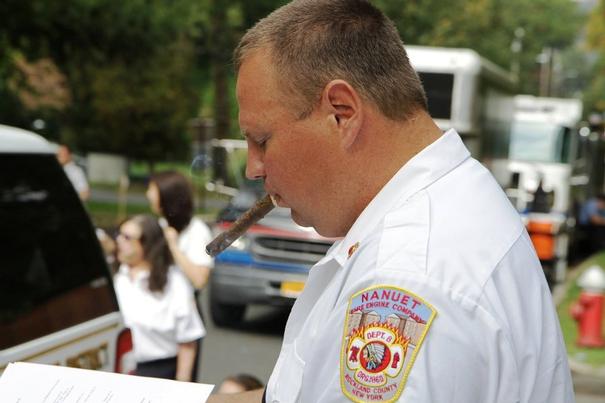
[{"x1": 570, "y1": 265, "x2": 605, "y2": 348}]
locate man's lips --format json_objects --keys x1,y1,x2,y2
[{"x1": 269, "y1": 193, "x2": 287, "y2": 208}]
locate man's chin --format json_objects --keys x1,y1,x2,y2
[
  {"x1": 290, "y1": 209, "x2": 341, "y2": 238},
  {"x1": 291, "y1": 210, "x2": 312, "y2": 229}
]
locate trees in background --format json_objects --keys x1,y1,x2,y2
[
  {"x1": 375, "y1": 0, "x2": 583, "y2": 96},
  {"x1": 0, "y1": 0, "x2": 594, "y2": 161},
  {"x1": 0, "y1": 0, "x2": 205, "y2": 163},
  {"x1": 584, "y1": 0, "x2": 605, "y2": 114}
]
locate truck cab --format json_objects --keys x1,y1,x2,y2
[{"x1": 486, "y1": 96, "x2": 585, "y2": 285}]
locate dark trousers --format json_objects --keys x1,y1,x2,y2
[
  {"x1": 137, "y1": 292, "x2": 204, "y2": 382},
  {"x1": 191, "y1": 289, "x2": 204, "y2": 382},
  {"x1": 136, "y1": 356, "x2": 177, "y2": 380},
  {"x1": 578, "y1": 224, "x2": 605, "y2": 256}
]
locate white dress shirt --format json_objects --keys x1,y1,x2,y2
[
  {"x1": 114, "y1": 265, "x2": 205, "y2": 362},
  {"x1": 266, "y1": 129, "x2": 574, "y2": 403},
  {"x1": 63, "y1": 161, "x2": 89, "y2": 195}
]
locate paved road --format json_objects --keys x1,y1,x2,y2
[
  {"x1": 577, "y1": 395, "x2": 605, "y2": 403},
  {"x1": 196, "y1": 290, "x2": 287, "y2": 388},
  {"x1": 195, "y1": 290, "x2": 605, "y2": 401},
  {"x1": 574, "y1": 371, "x2": 605, "y2": 402}
]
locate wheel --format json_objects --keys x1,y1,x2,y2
[{"x1": 210, "y1": 288, "x2": 246, "y2": 327}]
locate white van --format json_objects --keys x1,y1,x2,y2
[{"x1": 0, "y1": 125, "x2": 134, "y2": 374}]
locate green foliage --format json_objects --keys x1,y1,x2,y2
[
  {"x1": 585, "y1": 0, "x2": 605, "y2": 113},
  {"x1": 0, "y1": 0, "x2": 593, "y2": 152},
  {"x1": 375, "y1": 0, "x2": 583, "y2": 95},
  {"x1": 587, "y1": 0, "x2": 605, "y2": 51},
  {"x1": 0, "y1": 0, "x2": 208, "y2": 161},
  {"x1": 72, "y1": 38, "x2": 199, "y2": 161},
  {"x1": 86, "y1": 199, "x2": 152, "y2": 229},
  {"x1": 583, "y1": 54, "x2": 605, "y2": 113}
]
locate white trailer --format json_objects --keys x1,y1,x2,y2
[
  {"x1": 486, "y1": 95, "x2": 584, "y2": 285},
  {"x1": 406, "y1": 45, "x2": 517, "y2": 157},
  {"x1": 489, "y1": 95, "x2": 583, "y2": 215}
]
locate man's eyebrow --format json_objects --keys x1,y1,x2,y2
[{"x1": 241, "y1": 129, "x2": 269, "y2": 141}]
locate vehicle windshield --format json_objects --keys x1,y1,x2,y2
[
  {"x1": 0, "y1": 153, "x2": 117, "y2": 349},
  {"x1": 508, "y1": 121, "x2": 571, "y2": 163}
]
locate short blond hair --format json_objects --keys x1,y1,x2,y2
[{"x1": 234, "y1": 0, "x2": 427, "y2": 121}]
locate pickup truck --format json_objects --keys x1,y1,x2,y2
[{"x1": 209, "y1": 182, "x2": 334, "y2": 327}]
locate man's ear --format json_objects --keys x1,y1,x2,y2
[{"x1": 321, "y1": 80, "x2": 363, "y2": 149}]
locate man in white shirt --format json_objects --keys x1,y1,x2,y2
[
  {"x1": 208, "y1": 0, "x2": 574, "y2": 402},
  {"x1": 57, "y1": 144, "x2": 90, "y2": 201}
]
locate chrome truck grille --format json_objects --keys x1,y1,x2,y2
[{"x1": 250, "y1": 236, "x2": 333, "y2": 265}]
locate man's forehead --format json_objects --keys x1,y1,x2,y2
[
  {"x1": 236, "y1": 50, "x2": 287, "y2": 130},
  {"x1": 239, "y1": 47, "x2": 274, "y2": 74},
  {"x1": 237, "y1": 52, "x2": 274, "y2": 93}
]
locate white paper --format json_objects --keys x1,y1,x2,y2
[{"x1": 0, "y1": 362, "x2": 214, "y2": 403}]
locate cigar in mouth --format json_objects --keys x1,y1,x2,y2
[{"x1": 205, "y1": 194, "x2": 276, "y2": 257}]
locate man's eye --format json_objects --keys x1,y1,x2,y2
[{"x1": 257, "y1": 136, "x2": 270, "y2": 149}]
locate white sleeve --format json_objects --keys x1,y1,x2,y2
[
  {"x1": 65, "y1": 164, "x2": 89, "y2": 193},
  {"x1": 480, "y1": 233, "x2": 575, "y2": 403},
  {"x1": 172, "y1": 270, "x2": 206, "y2": 343},
  {"x1": 178, "y1": 218, "x2": 214, "y2": 268}
]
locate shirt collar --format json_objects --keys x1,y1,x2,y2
[
  {"x1": 118, "y1": 264, "x2": 150, "y2": 283},
  {"x1": 323, "y1": 129, "x2": 470, "y2": 266}
]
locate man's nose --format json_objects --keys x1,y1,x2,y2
[{"x1": 246, "y1": 147, "x2": 265, "y2": 180}]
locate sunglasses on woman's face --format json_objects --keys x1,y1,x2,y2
[{"x1": 118, "y1": 232, "x2": 139, "y2": 242}]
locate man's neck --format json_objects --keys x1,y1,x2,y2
[{"x1": 338, "y1": 109, "x2": 442, "y2": 236}]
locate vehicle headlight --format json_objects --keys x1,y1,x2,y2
[{"x1": 229, "y1": 236, "x2": 250, "y2": 251}]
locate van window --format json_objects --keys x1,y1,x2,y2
[
  {"x1": 0, "y1": 154, "x2": 118, "y2": 350},
  {"x1": 418, "y1": 72, "x2": 454, "y2": 120},
  {"x1": 508, "y1": 121, "x2": 571, "y2": 163}
]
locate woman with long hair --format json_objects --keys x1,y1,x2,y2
[
  {"x1": 146, "y1": 171, "x2": 213, "y2": 380},
  {"x1": 146, "y1": 171, "x2": 214, "y2": 290},
  {"x1": 114, "y1": 214, "x2": 204, "y2": 381}
]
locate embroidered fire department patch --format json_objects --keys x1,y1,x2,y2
[{"x1": 340, "y1": 285, "x2": 437, "y2": 402}]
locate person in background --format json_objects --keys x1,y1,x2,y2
[
  {"x1": 579, "y1": 194, "x2": 605, "y2": 227},
  {"x1": 56, "y1": 144, "x2": 90, "y2": 201},
  {"x1": 217, "y1": 374, "x2": 264, "y2": 394},
  {"x1": 527, "y1": 178, "x2": 555, "y2": 214},
  {"x1": 579, "y1": 193, "x2": 605, "y2": 254},
  {"x1": 114, "y1": 214, "x2": 204, "y2": 381},
  {"x1": 146, "y1": 171, "x2": 214, "y2": 290},
  {"x1": 146, "y1": 170, "x2": 214, "y2": 380},
  {"x1": 96, "y1": 227, "x2": 118, "y2": 272}
]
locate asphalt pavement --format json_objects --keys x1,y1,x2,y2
[
  {"x1": 196, "y1": 290, "x2": 287, "y2": 388},
  {"x1": 573, "y1": 370, "x2": 605, "y2": 402}
]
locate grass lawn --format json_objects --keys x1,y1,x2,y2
[
  {"x1": 557, "y1": 253, "x2": 605, "y2": 368},
  {"x1": 85, "y1": 200, "x2": 152, "y2": 229},
  {"x1": 85, "y1": 190, "x2": 227, "y2": 229}
]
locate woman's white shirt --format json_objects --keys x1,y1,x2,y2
[
  {"x1": 114, "y1": 264, "x2": 206, "y2": 362},
  {"x1": 178, "y1": 217, "x2": 214, "y2": 268}
]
